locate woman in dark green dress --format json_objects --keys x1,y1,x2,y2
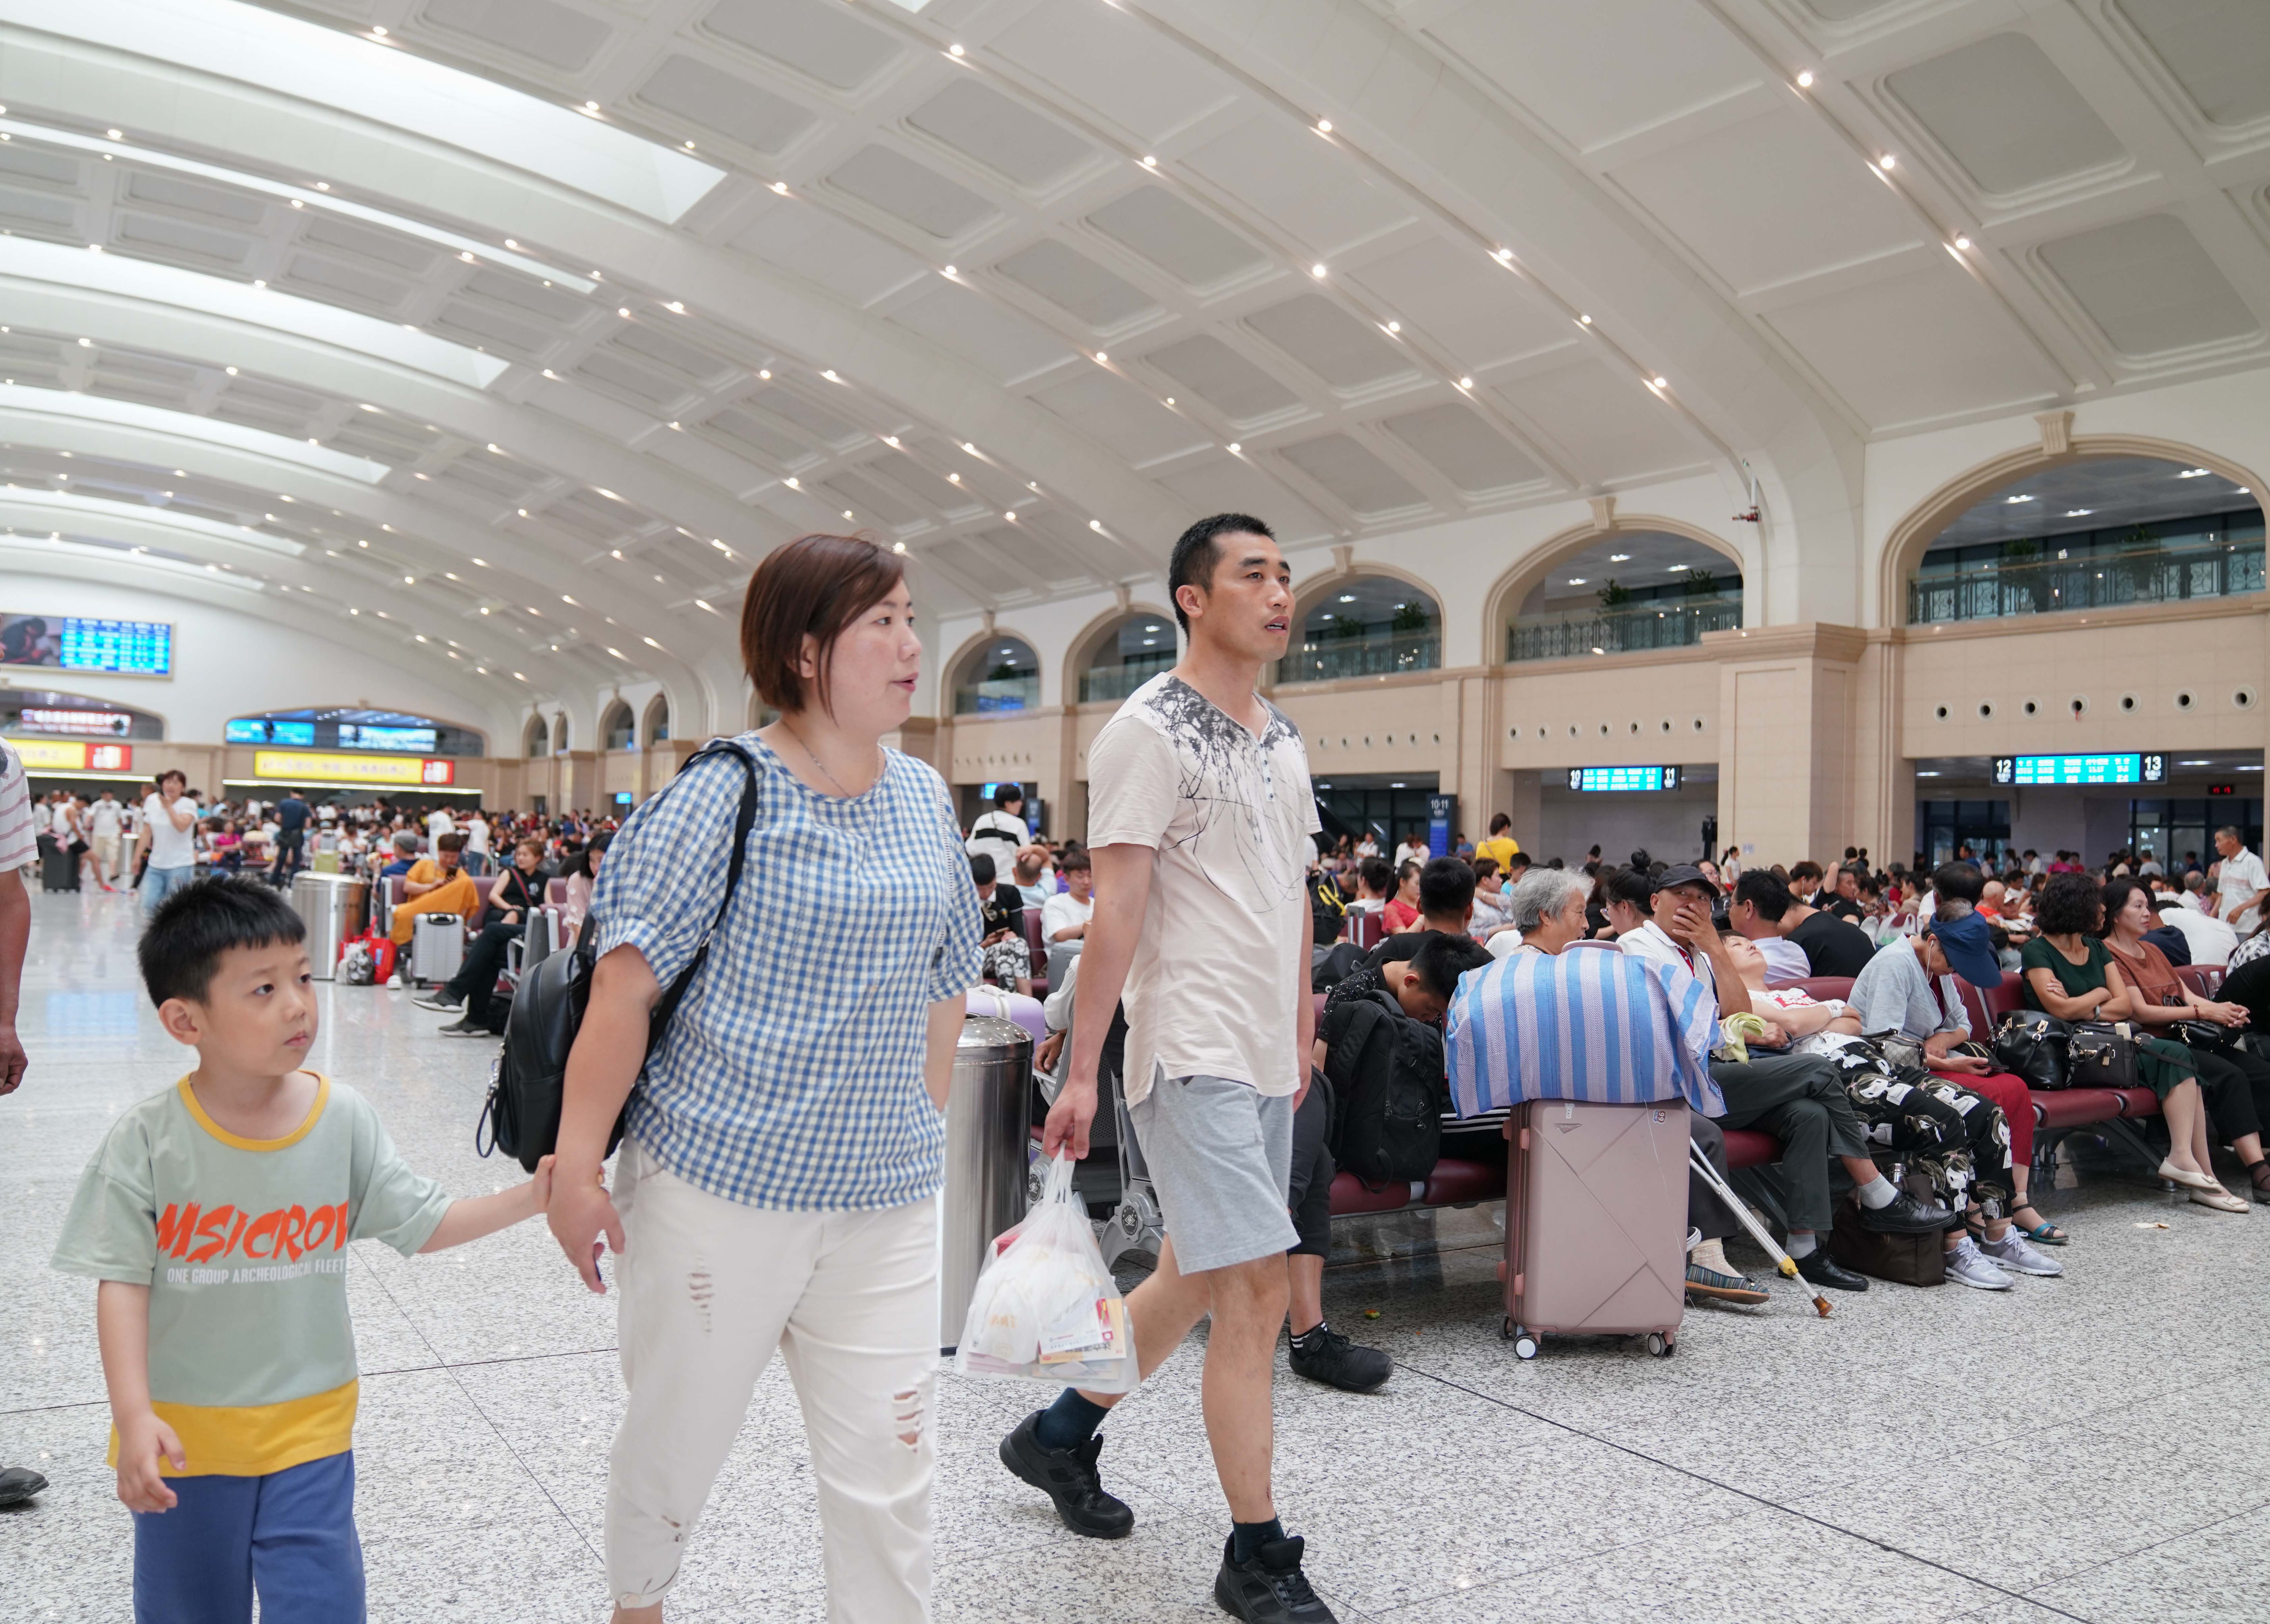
[{"x1": 2021, "y1": 873, "x2": 2250, "y2": 1213}]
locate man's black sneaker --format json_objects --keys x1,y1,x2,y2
[
  {"x1": 411, "y1": 991, "x2": 461, "y2": 1012},
  {"x1": 1214, "y1": 1534, "x2": 1337, "y2": 1622},
  {"x1": 1859, "y1": 1190, "x2": 1952, "y2": 1234},
  {"x1": 1287, "y1": 1326, "x2": 1391, "y2": 1393},
  {"x1": 998, "y1": 1411, "x2": 1133, "y2": 1539}
]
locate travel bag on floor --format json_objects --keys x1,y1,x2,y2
[
  {"x1": 1501, "y1": 1097, "x2": 1686, "y2": 1360},
  {"x1": 40, "y1": 840, "x2": 77, "y2": 892},
  {"x1": 1829, "y1": 1198, "x2": 1945, "y2": 1287},
  {"x1": 410, "y1": 914, "x2": 465, "y2": 985}
]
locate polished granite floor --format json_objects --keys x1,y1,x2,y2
[{"x1": 6, "y1": 887, "x2": 2270, "y2": 1622}]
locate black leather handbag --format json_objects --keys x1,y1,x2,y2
[
  {"x1": 2067, "y1": 1021, "x2": 2139, "y2": 1089},
  {"x1": 478, "y1": 742, "x2": 761, "y2": 1172},
  {"x1": 1992, "y1": 1010, "x2": 2072, "y2": 1089}
]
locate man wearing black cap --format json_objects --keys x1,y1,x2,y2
[{"x1": 1612, "y1": 863, "x2": 1950, "y2": 1293}]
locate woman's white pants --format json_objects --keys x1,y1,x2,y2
[{"x1": 605, "y1": 1139, "x2": 940, "y2": 1619}]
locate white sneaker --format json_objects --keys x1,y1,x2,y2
[
  {"x1": 1945, "y1": 1237, "x2": 2013, "y2": 1290},
  {"x1": 1977, "y1": 1230, "x2": 2063, "y2": 1277}
]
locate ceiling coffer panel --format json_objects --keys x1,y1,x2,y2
[
  {"x1": 827, "y1": 146, "x2": 998, "y2": 241},
  {"x1": 1141, "y1": 334, "x2": 1299, "y2": 422},
  {"x1": 1275, "y1": 433, "x2": 1426, "y2": 516},
  {"x1": 700, "y1": 0, "x2": 904, "y2": 91},
  {"x1": 904, "y1": 79, "x2": 1097, "y2": 190}
]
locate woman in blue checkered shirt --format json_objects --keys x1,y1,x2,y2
[{"x1": 548, "y1": 534, "x2": 982, "y2": 1624}]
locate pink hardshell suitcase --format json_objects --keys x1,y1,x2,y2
[{"x1": 1501, "y1": 1097, "x2": 1687, "y2": 1360}]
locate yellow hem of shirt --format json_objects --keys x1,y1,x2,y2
[{"x1": 108, "y1": 1378, "x2": 359, "y2": 1478}]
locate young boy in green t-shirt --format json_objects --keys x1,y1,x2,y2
[{"x1": 52, "y1": 876, "x2": 552, "y2": 1620}]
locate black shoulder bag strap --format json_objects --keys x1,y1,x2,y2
[{"x1": 636, "y1": 740, "x2": 763, "y2": 1069}]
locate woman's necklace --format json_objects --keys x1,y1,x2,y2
[{"x1": 780, "y1": 722, "x2": 877, "y2": 800}]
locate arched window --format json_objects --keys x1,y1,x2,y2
[
  {"x1": 1079, "y1": 614, "x2": 1176, "y2": 704},
  {"x1": 953, "y1": 636, "x2": 1039, "y2": 714},
  {"x1": 1277, "y1": 578, "x2": 1438, "y2": 685},
  {"x1": 601, "y1": 700, "x2": 635, "y2": 752},
  {"x1": 1907, "y1": 456, "x2": 2263, "y2": 626},
  {"x1": 1505, "y1": 532, "x2": 1739, "y2": 662},
  {"x1": 552, "y1": 712, "x2": 570, "y2": 753},
  {"x1": 643, "y1": 694, "x2": 670, "y2": 745},
  {"x1": 524, "y1": 715, "x2": 549, "y2": 758}
]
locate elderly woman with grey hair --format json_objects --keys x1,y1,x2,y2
[
  {"x1": 1491, "y1": 862, "x2": 1764, "y2": 1304},
  {"x1": 1489, "y1": 866, "x2": 1591, "y2": 958}
]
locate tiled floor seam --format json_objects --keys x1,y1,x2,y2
[
  {"x1": 2012, "y1": 1493, "x2": 2270, "y2": 1610},
  {"x1": 1390, "y1": 1358, "x2": 2098, "y2": 1623},
  {"x1": 350, "y1": 1251, "x2": 607, "y2": 1571}
]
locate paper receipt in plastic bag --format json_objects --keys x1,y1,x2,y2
[{"x1": 954, "y1": 1152, "x2": 1136, "y2": 1392}]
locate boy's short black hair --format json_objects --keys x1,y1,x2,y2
[
  {"x1": 1058, "y1": 848, "x2": 1091, "y2": 874},
  {"x1": 1166, "y1": 513, "x2": 1274, "y2": 634},
  {"x1": 993, "y1": 783, "x2": 1024, "y2": 808},
  {"x1": 969, "y1": 853, "x2": 997, "y2": 885},
  {"x1": 1418, "y1": 854, "x2": 1476, "y2": 917},
  {"x1": 1604, "y1": 865, "x2": 1657, "y2": 911},
  {"x1": 1358, "y1": 856, "x2": 1394, "y2": 896},
  {"x1": 1407, "y1": 931, "x2": 1491, "y2": 1001},
  {"x1": 139, "y1": 876, "x2": 306, "y2": 1008}
]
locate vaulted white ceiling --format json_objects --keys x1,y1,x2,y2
[{"x1": 4, "y1": 0, "x2": 2267, "y2": 730}]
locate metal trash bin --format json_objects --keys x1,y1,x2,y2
[
  {"x1": 292, "y1": 873, "x2": 369, "y2": 982},
  {"x1": 940, "y1": 1013, "x2": 1033, "y2": 1351}
]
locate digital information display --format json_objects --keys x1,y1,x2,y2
[
  {"x1": 6, "y1": 738, "x2": 133, "y2": 773},
  {"x1": 0, "y1": 614, "x2": 172, "y2": 675},
  {"x1": 1568, "y1": 765, "x2": 1681, "y2": 793},
  {"x1": 1994, "y1": 753, "x2": 2166, "y2": 787},
  {"x1": 252, "y1": 750, "x2": 456, "y2": 787},
  {"x1": 341, "y1": 723, "x2": 436, "y2": 753},
  {"x1": 226, "y1": 718, "x2": 317, "y2": 746},
  {"x1": 20, "y1": 708, "x2": 135, "y2": 736}
]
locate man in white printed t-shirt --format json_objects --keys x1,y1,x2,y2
[
  {"x1": 997, "y1": 515, "x2": 1339, "y2": 1624},
  {"x1": 2214, "y1": 826, "x2": 2269, "y2": 938},
  {"x1": 87, "y1": 790, "x2": 123, "y2": 887}
]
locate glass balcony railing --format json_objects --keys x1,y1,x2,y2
[
  {"x1": 1505, "y1": 596, "x2": 1739, "y2": 663},
  {"x1": 952, "y1": 675, "x2": 1039, "y2": 715},
  {"x1": 1275, "y1": 629, "x2": 1440, "y2": 686},
  {"x1": 1908, "y1": 536, "x2": 2265, "y2": 626},
  {"x1": 1079, "y1": 653, "x2": 1175, "y2": 704}
]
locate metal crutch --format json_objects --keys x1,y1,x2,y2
[{"x1": 1689, "y1": 1139, "x2": 1832, "y2": 1319}]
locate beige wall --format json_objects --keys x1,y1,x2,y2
[{"x1": 919, "y1": 597, "x2": 2263, "y2": 870}]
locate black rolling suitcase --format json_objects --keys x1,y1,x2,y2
[{"x1": 42, "y1": 839, "x2": 78, "y2": 892}]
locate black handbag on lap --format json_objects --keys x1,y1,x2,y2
[
  {"x1": 2066, "y1": 1021, "x2": 2139, "y2": 1089},
  {"x1": 477, "y1": 742, "x2": 761, "y2": 1173},
  {"x1": 1992, "y1": 1011, "x2": 2071, "y2": 1090}
]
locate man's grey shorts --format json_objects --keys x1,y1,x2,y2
[{"x1": 1127, "y1": 1071, "x2": 1297, "y2": 1274}]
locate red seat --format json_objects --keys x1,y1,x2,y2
[
  {"x1": 2112, "y1": 1086, "x2": 2162, "y2": 1118},
  {"x1": 2031, "y1": 1087, "x2": 2131, "y2": 1130},
  {"x1": 1326, "y1": 1172, "x2": 1409, "y2": 1215},
  {"x1": 1722, "y1": 1128, "x2": 1781, "y2": 1169},
  {"x1": 1421, "y1": 1157, "x2": 1504, "y2": 1206},
  {"x1": 2175, "y1": 963, "x2": 2224, "y2": 998}
]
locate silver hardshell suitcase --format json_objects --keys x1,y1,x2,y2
[{"x1": 410, "y1": 913, "x2": 465, "y2": 986}]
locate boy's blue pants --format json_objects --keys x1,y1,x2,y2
[{"x1": 133, "y1": 1450, "x2": 364, "y2": 1624}]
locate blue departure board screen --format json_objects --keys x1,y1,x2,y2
[
  {"x1": 226, "y1": 718, "x2": 316, "y2": 746},
  {"x1": 1569, "y1": 765, "x2": 1681, "y2": 793},
  {"x1": 1994, "y1": 754, "x2": 2163, "y2": 786},
  {"x1": 340, "y1": 723, "x2": 437, "y2": 753},
  {"x1": 0, "y1": 614, "x2": 172, "y2": 675}
]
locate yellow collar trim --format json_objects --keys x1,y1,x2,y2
[{"x1": 178, "y1": 1072, "x2": 330, "y2": 1152}]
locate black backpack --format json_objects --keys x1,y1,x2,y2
[
  {"x1": 1321, "y1": 990, "x2": 1444, "y2": 1183},
  {"x1": 477, "y1": 742, "x2": 761, "y2": 1172}
]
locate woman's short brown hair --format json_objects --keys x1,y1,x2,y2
[{"x1": 740, "y1": 532, "x2": 906, "y2": 716}]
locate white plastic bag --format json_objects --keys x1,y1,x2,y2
[{"x1": 954, "y1": 1153, "x2": 1136, "y2": 1393}]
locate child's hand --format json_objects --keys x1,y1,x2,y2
[
  {"x1": 115, "y1": 1410, "x2": 184, "y2": 1513},
  {"x1": 531, "y1": 1154, "x2": 556, "y2": 1213}
]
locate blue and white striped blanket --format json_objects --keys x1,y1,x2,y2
[{"x1": 1444, "y1": 942, "x2": 1725, "y2": 1118}]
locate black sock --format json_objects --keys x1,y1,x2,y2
[
  {"x1": 1290, "y1": 1321, "x2": 1329, "y2": 1352},
  {"x1": 1032, "y1": 1388, "x2": 1109, "y2": 1452},
  {"x1": 1231, "y1": 1518, "x2": 1285, "y2": 1564}
]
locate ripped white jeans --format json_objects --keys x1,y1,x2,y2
[{"x1": 605, "y1": 1139, "x2": 940, "y2": 1619}]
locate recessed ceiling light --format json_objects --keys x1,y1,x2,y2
[
  {"x1": 1493, "y1": 248, "x2": 1512, "y2": 263},
  {"x1": 2066, "y1": 508, "x2": 2092, "y2": 518},
  {"x1": 1578, "y1": 313, "x2": 1592, "y2": 325},
  {"x1": 821, "y1": 368, "x2": 840, "y2": 381},
  {"x1": 1164, "y1": 396, "x2": 1175, "y2": 406},
  {"x1": 1090, "y1": 519, "x2": 1104, "y2": 531},
  {"x1": 758, "y1": 368, "x2": 771, "y2": 379},
  {"x1": 224, "y1": 365, "x2": 238, "y2": 375},
  {"x1": 883, "y1": 435, "x2": 899, "y2": 446},
  {"x1": 1316, "y1": 118, "x2": 1332, "y2": 133},
  {"x1": 1609, "y1": 553, "x2": 1630, "y2": 561},
  {"x1": 941, "y1": 264, "x2": 956, "y2": 276},
  {"x1": 771, "y1": 181, "x2": 789, "y2": 195},
  {"x1": 2005, "y1": 494, "x2": 2035, "y2": 503},
  {"x1": 1568, "y1": 577, "x2": 1587, "y2": 585},
  {"x1": 1310, "y1": 262, "x2": 1327, "y2": 278},
  {"x1": 1094, "y1": 351, "x2": 1107, "y2": 363},
  {"x1": 1458, "y1": 376, "x2": 1474, "y2": 389},
  {"x1": 1227, "y1": 442, "x2": 1242, "y2": 454},
  {"x1": 783, "y1": 476, "x2": 799, "y2": 488},
  {"x1": 1954, "y1": 235, "x2": 1972, "y2": 250},
  {"x1": 1337, "y1": 593, "x2": 1356, "y2": 603},
  {"x1": 1668, "y1": 563, "x2": 1690, "y2": 572},
  {"x1": 1796, "y1": 70, "x2": 1815, "y2": 88},
  {"x1": 892, "y1": 542, "x2": 906, "y2": 553},
  {"x1": 2180, "y1": 467, "x2": 2212, "y2": 478},
  {"x1": 107, "y1": 128, "x2": 122, "y2": 139},
  {"x1": 948, "y1": 472, "x2": 961, "y2": 482},
  {"x1": 1651, "y1": 375, "x2": 1668, "y2": 388},
  {"x1": 1004, "y1": 511, "x2": 1017, "y2": 521},
  {"x1": 948, "y1": 42, "x2": 965, "y2": 56},
  {"x1": 1141, "y1": 156, "x2": 1157, "y2": 168},
  {"x1": 1384, "y1": 320, "x2": 1400, "y2": 334},
  {"x1": 1880, "y1": 153, "x2": 1896, "y2": 168},
  {"x1": 962, "y1": 441, "x2": 977, "y2": 454},
  {"x1": 583, "y1": 101, "x2": 600, "y2": 113},
  {"x1": 370, "y1": 25, "x2": 386, "y2": 35}
]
